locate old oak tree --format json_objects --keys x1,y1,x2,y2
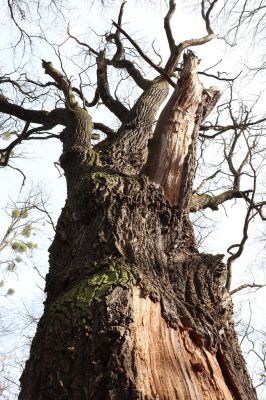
[{"x1": 0, "y1": 0, "x2": 263, "y2": 399}]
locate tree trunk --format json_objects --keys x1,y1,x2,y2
[{"x1": 19, "y1": 53, "x2": 257, "y2": 400}]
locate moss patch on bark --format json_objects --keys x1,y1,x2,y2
[{"x1": 43, "y1": 260, "x2": 136, "y2": 324}]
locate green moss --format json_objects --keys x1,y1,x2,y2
[
  {"x1": 88, "y1": 150, "x2": 100, "y2": 167},
  {"x1": 73, "y1": 107, "x2": 92, "y2": 123},
  {"x1": 43, "y1": 260, "x2": 136, "y2": 324},
  {"x1": 73, "y1": 170, "x2": 124, "y2": 198},
  {"x1": 90, "y1": 170, "x2": 121, "y2": 183}
]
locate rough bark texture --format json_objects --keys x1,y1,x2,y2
[
  {"x1": 19, "y1": 52, "x2": 257, "y2": 400},
  {"x1": 19, "y1": 172, "x2": 256, "y2": 400},
  {"x1": 99, "y1": 77, "x2": 169, "y2": 175}
]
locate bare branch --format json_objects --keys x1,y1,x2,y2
[
  {"x1": 202, "y1": 0, "x2": 218, "y2": 35},
  {"x1": 175, "y1": 68, "x2": 242, "y2": 83},
  {"x1": 7, "y1": 0, "x2": 31, "y2": 46},
  {"x1": 0, "y1": 122, "x2": 30, "y2": 166},
  {"x1": 7, "y1": 164, "x2": 26, "y2": 189},
  {"x1": 0, "y1": 95, "x2": 48, "y2": 125},
  {"x1": 164, "y1": 0, "x2": 176, "y2": 51},
  {"x1": 111, "y1": 59, "x2": 151, "y2": 90},
  {"x1": 67, "y1": 25, "x2": 99, "y2": 57},
  {"x1": 42, "y1": 60, "x2": 79, "y2": 109},
  {"x1": 190, "y1": 189, "x2": 252, "y2": 212},
  {"x1": 230, "y1": 283, "x2": 266, "y2": 296},
  {"x1": 200, "y1": 115, "x2": 266, "y2": 138},
  {"x1": 193, "y1": 169, "x2": 221, "y2": 193},
  {"x1": 107, "y1": 2, "x2": 151, "y2": 90},
  {"x1": 112, "y1": 0, "x2": 127, "y2": 61},
  {"x1": 164, "y1": 0, "x2": 218, "y2": 76},
  {"x1": 225, "y1": 135, "x2": 257, "y2": 292},
  {"x1": 68, "y1": 15, "x2": 150, "y2": 91},
  {"x1": 72, "y1": 86, "x2": 100, "y2": 108},
  {"x1": 93, "y1": 122, "x2": 115, "y2": 136},
  {"x1": 96, "y1": 50, "x2": 130, "y2": 122},
  {"x1": 165, "y1": 33, "x2": 217, "y2": 75},
  {"x1": 112, "y1": 21, "x2": 176, "y2": 87}
]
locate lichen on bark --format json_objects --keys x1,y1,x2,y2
[{"x1": 41, "y1": 259, "x2": 136, "y2": 325}]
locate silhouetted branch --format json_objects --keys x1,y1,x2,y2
[
  {"x1": 190, "y1": 189, "x2": 252, "y2": 212},
  {"x1": 93, "y1": 122, "x2": 115, "y2": 136},
  {"x1": 164, "y1": 0, "x2": 218, "y2": 76},
  {"x1": 230, "y1": 283, "x2": 266, "y2": 296},
  {"x1": 0, "y1": 95, "x2": 48, "y2": 125},
  {"x1": 112, "y1": 20, "x2": 176, "y2": 87},
  {"x1": 96, "y1": 50, "x2": 130, "y2": 122},
  {"x1": 225, "y1": 135, "x2": 257, "y2": 292},
  {"x1": 164, "y1": 0, "x2": 176, "y2": 51},
  {"x1": 42, "y1": 60, "x2": 78, "y2": 109}
]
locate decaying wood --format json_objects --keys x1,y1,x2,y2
[
  {"x1": 128, "y1": 287, "x2": 234, "y2": 400},
  {"x1": 145, "y1": 52, "x2": 205, "y2": 208}
]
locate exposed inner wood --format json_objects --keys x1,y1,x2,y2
[
  {"x1": 145, "y1": 51, "x2": 203, "y2": 206},
  {"x1": 131, "y1": 287, "x2": 234, "y2": 400}
]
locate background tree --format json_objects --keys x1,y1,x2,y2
[
  {"x1": 0, "y1": 188, "x2": 53, "y2": 399},
  {"x1": 1, "y1": 0, "x2": 266, "y2": 398}
]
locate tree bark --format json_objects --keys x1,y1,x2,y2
[
  {"x1": 99, "y1": 76, "x2": 169, "y2": 175},
  {"x1": 19, "y1": 54, "x2": 257, "y2": 400}
]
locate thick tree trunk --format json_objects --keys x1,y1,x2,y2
[
  {"x1": 19, "y1": 173, "x2": 256, "y2": 399},
  {"x1": 19, "y1": 53, "x2": 257, "y2": 400}
]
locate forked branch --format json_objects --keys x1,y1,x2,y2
[
  {"x1": 201, "y1": 0, "x2": 218, "y2": 35},
  {"x1": 0, "y1": 122, "x2": 37, "y2": 166},
  {"x1": 230, "y1": 283, "x2": 266, "y2": 296},
  {"x1": 109, "y1": 2, "x2": 151, "y2": 90},
  {"x1": 112, "y1": 21, "x2": 176, "y2": 87},
  {"x1": 68, "y1": 11, "x2": 150, "y2": 91},
  {"x1": 225, "y1": 136, "x2": 257, "y2": 292},
  {"x1": 164, "y1": 0, "x2": 218, "y2": 76}
]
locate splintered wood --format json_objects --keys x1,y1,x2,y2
[
  {"x1": 145, "y1": 51, "x2": 203, "y2": 207},
  {"x1": 130, "y1": 287, "x2": 233, "y2": 400}
]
